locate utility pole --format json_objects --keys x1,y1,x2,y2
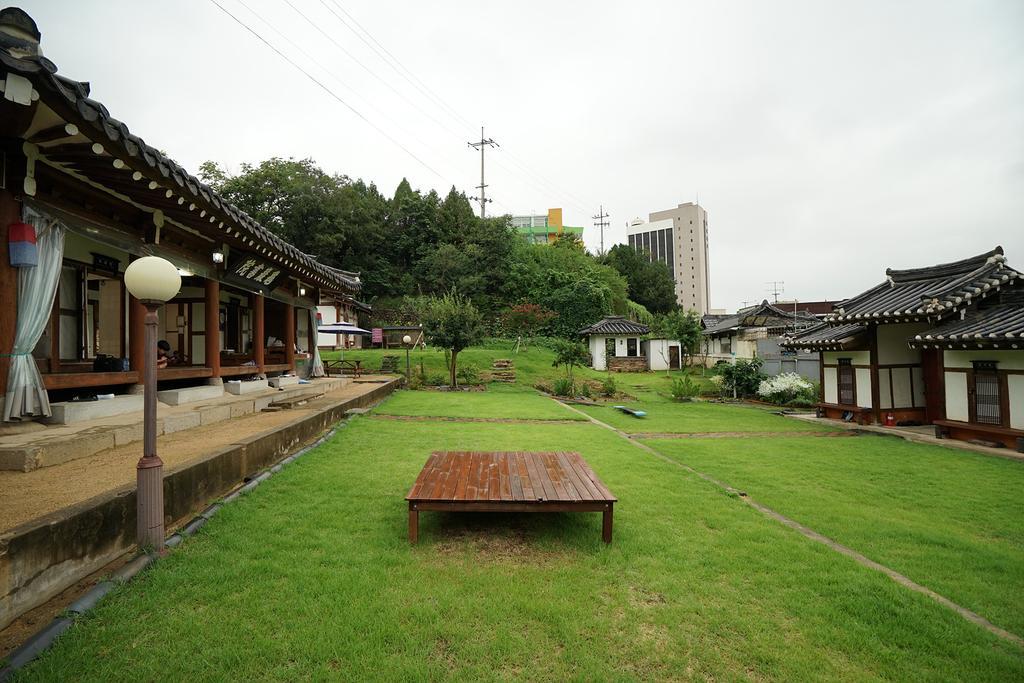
[
  {"x1": 467, "y1": 126, "x2": 498, "y2": 218},
  {"x1": 592, "y1": 205, "x2": 610, "y2": 254},
  {"x1": 765, "y1": 281, "x2": 785, "y2": 304}
]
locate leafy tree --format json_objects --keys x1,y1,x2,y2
[
  {"x1": 603, "y1": 244, "x2": 677, "y2": 314},
  {"x1": 419, "y1": 290, "x2": 485, "y2": 387},
  {"x1": 503, "y1": 303, "x2": 556, "y2": 348},
  {"x1": 550, "y1": 338, "x2": 589, "y2": 393},
  {"x1": 652, "y1": 309, "x2": 704, "y2": 368}
]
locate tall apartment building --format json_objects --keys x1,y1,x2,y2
[{"x1": 627, "y1": 202, "x2": 710, "y2": 313}]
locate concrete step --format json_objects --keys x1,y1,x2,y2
[
  {"x1": 157, "y1": 384, "x2": 224, "y2": 406},
  {"x1": 224, "y1": 379, "x2": 270, "y2": 395},
  {"x1": 268, "y1": 375, "x2": 300, "y2": 389},
  {"x1": 44, "y1": 395, "x2": 144, "y2": 426}
]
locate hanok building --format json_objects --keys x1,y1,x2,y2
[
  {"x1": 783, "y1": 247, "x2": 1023, "y2": 450},
  {"x1": 581, "y1": 316, "x2": 651, "y2": 372},
  {"x1": 0, "y1": 8, "x2": 362, "y2": 421},
  {"x1": 702, "y1": 299, "x2": 818, "y2": 365}
]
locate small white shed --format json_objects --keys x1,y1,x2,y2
[{"x1": 580, "y1": 316, "x2": 651, "y2": 372}]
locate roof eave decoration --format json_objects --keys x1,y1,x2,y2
[{"x1": 0, "y1": 13, "x2": 359, "y2": 294}]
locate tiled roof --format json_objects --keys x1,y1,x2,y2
[
  {"x1": 0, "y1": 9, "x2": 359, "y2": 293},
  {"x1": 826, "y1": 247, "x2": 1018, "y2": 323},
  {"x1": 909, "y1": 289, "x2": 1024, "y2": 350},
  {"x1": 579, "y1": 316, "x2": 650, "y2": 336},
  {"x1": 780, "y1": 322, "x2": 868, "y2": 350},
  {"x1": 703, "y1": 300, "x2": 816, "y2": 338}
]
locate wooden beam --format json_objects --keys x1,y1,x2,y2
[
  {"x1": 253, "y1": 292, "x2": 265, "y2": 373},
  {"x1": 285, "y1": 303, "x2": 296, "y2": 371},
  {"x1": 30, "y1": 122, "x2": 80, "y2": 144}
]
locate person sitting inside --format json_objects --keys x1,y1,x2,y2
[{"x1": 157, "y1": 340, "x2": 179, "y2": 369}]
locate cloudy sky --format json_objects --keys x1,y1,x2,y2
[{"x1": 22, "y1": 1, "x2": 1024, "y2": 311}]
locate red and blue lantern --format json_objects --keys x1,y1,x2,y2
[{"x1": 8, "y1": 222, "x2": 37, "y2": 268}]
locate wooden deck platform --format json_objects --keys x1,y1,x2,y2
[{"x1": 405, "y1": 451, "x2": 617, "y2": 544}]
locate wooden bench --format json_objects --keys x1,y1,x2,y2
[
  {"x1": 323, "y1": 359, "x2": 362, "y2": 378},
  {"x1": 406, "y1": 451, "x2": 617, "y2": 544}
]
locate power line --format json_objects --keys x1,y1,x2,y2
[
  {"x1": 207, "y1": 0, "x2": 446, "y2": 181},
  {"x1": 592, "y1": 205, "x2": 610, "y2": 255},
  {"x1": 468, "y1": 127, "x2": 499, "y2": 218}
]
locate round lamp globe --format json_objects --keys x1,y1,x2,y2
[
  {"x1": 402, "y1": 335, "x2": 412, "y2": 345},
  {"x1": 124, "y1": 256, "x2": 182, "y2": 303}
]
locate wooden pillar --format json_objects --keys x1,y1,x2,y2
[
  {"x1": 204, "y1": 279, "x2": 220, "y2": 377},
  {"x1": 252, "y1": 293, "x2": 265, "y2": 373},
  {"x1": 0, "y1": 185, "x2": 23, "y2": 394},
  {"x1": 129, "y1": 294, "x2": 146, "y2": 379},
  {"x1": 284, "y1": 303, "x2": 296, "y2": 371}
]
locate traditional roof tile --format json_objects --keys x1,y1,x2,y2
[
  {"x1": 826, "y1": 247, "x2": 1018, "y2": 323},
  {"x1": 780, "y1": 322, "x2": 868, "y2": 351},
  {"x1": 909, "y1": 288, "x2": 1024, "y2": 350},
  {"x1": 579, "y1": 316, "x2": 650, "y2": 336}
]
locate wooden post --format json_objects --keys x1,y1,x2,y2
[
  {"x1": 408, "y1": 503, "x2": 419, "y2": 544},
  {"x1": 284, "y1": 302, "x2": 295, "y2": 371},
  {"x1": 0, "y1": 184, "x2": 23, "y2": 394},
  {"x1": 204, "y1": 279, "x2": 220, "y2": 378},
  {"x1": 129, "y1": 294, "x2": 146, "y2": 380},
  {"x1": 602, "y1": 504, "x2": 613, "y2": 544},
  {"x1": 253, "y1": 293, "x2": 265, "y2": 373}
]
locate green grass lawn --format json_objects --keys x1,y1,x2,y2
[
  {"x1": 577, "y1": 399, "x2": 834, "y2": 434},
  {"x1": 15, "y1": 389, "x2": 1024, "y2": 680},
  {"x1": 642, "y1": 435, "x2": 1024, "y2": 637},
  {"x1": 375, "y1": 384, "x2": 585, "y2": 421}
]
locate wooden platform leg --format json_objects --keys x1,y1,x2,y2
[
  {"x1": 602, "y1": 504, "x2": 613, "y2": 544},
  {"x1": 409, "y1": 504, "x2": 419, "y2": 544}
]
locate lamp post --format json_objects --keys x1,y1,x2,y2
[
  {"x1": 124, "y1": 256, "x2": 181, "y2": 550},
  {"x1": 402, "y1": 334, "x2": 412, "y2": 383}
]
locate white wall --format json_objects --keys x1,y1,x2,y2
[
  {"x1": 877, "y1": 323, "x2": 928, "y2": 364},
  {"x1": 878, "y1": 369, "x2": 892, "y2": 409},
  {"x1": 855, "y1": 368, "x2": 873, "y2": 408},
  {"x1": 944, "y1": 350, "x2": 1024, "y2": 370},
  {"x1": 944, "y1": 371, "x2": 969, "y2": 422},
  {"x1": 647, "y1": 339, "x2": 681, "y2": 371},
  {"x1": 1009, "y1": 375, "x2": 1024, "y2": 430},
  {"x1": 824, "y1": 367, "x2": 838, "y2": 404},
  {"x1": 317, "y1": 305, "x2": 342, "y2": 348},
  {"x1": 823, "y1": 350, "x2": 870, "y2": 365},
  {"x1": 589, "y1": 335, "x2": 607, "y2": 371}
]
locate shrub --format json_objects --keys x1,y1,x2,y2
[
  {"x1": 670, "y1": 375, "x2": 701, "y2": 401},
  {"x1": 456, "y1": 363, "x2": 481, "y2": 385},
  {"x1": 601, "y1": 374, "x2": 618, "y2": 397},
  {"x1": 552, "y1": 377, "x2": 574, "y2": 397},
  {"x1": 718, "y1": 358, "x2": 764, "y2": 397},
  {"x1": 757, "y1": 372, "x2": 815, "y2": 405},
  {"x1": 580, "y1": 382, "x2": 593, "y2": 399},
  {"x1": 425, "y1": 372, "x2": 448, "y2": 386}
]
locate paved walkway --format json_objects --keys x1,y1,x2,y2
[{"x1": 0, "y1": 377, "x2": 392, "y2": 533}]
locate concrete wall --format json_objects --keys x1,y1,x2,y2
[
  {"x1": 757, "y1": 338, "x2": 819, "y2": 380},
  {"x1": 0, "y1": 379, "x2": 400, "y2": 630},
  {"x1": 645, "y1": 339, "x2": 680, "y2": 371}
]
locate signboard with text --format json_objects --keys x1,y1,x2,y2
[{"x1": 228, "y1": 253, "x2": 285, "y2": 291}]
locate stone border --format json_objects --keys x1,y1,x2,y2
[{"x1": 0, "y1": 397, "x2": 379, "y2": 680}]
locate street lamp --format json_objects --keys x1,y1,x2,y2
[
  {"x1": 124, "y1": 256, "x2": 181, "y2": 550},
  {"x1": 402, "y1": 334, "x2": 412, "y2": 383}
]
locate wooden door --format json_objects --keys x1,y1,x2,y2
[
  {"x1": 920, "y1": 348, "x2": 945, "y2": 423},
  {"x1": 669, "y1": 345, "x2": 680, "y2": 370}
]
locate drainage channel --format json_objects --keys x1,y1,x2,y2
[
  {"x1": 0, "y1": 419, "x2": 353, "y2": 681},
  {"x1": 553, "y1": 398, "x2": 1024, "y2": 648}
]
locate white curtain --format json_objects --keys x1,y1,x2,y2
[
  {"x1": 308, "y1": 308, "x2": 325, "y2": 378},
  {"x1": 4, "y1": 207, "x2": 65, "y2": 421}
]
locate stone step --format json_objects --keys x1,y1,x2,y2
[
  {"x1": 157, "y1": 384, "x2": 224, "y2": 406},
  {"x1": 44, "y1": 395, "x2": 144, "y2": 426},
  {"x1": 268, "y1": 375, "x2": 300, "y2": 389},
  {"x1": 224, "y1": 379, "x2": 270, "y2": 395}
]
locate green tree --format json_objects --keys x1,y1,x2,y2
[
  {"x1": 419, "y1": 290, "x2": 485, "y2": 387},
  {"x1": 550, "y1": 338, "x2": 589, "y2": 393},
  {"x1": 653, "y1": 309, "x2": 703, "y2": 368},
  {"x1": 603, "y1": 244, "x2": 677, "y2": 314}
]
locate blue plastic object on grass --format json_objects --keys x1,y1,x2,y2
[{"x1": 613, "y1": 405, "x2": 647, "y2": 418}]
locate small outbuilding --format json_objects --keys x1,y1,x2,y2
[{"x1": 580, "y1": 316, "x2": 650, "y2": 372}]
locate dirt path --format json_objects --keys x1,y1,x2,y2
[
  {"x1": 368, "y1": 414, "x2": 582, "y2": 424},
  {"x1": 553, "y1": 398, "x2": 1024, "y2": 648},
  {"x1": 629, "y1": 430, "x2": 859, "y2": 440}
]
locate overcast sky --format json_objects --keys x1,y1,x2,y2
[{"x1": 22, "y1": 1, "x2": 1024, "y2": 311}]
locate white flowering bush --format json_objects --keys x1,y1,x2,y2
[{"x1": 757, "y1": 373, "x2": 814, "y2": 405}]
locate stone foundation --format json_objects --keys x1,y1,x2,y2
[{"x1": 608, "y1": 356, "x2": 648, "y2": 373}]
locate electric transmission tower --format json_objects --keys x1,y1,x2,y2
[
  {"x1": 592, "y1": 205, "x2": 610, "y2": 254},
  {"x1": 467, "y1": 126, "x2": 498, "y2": 218}
]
